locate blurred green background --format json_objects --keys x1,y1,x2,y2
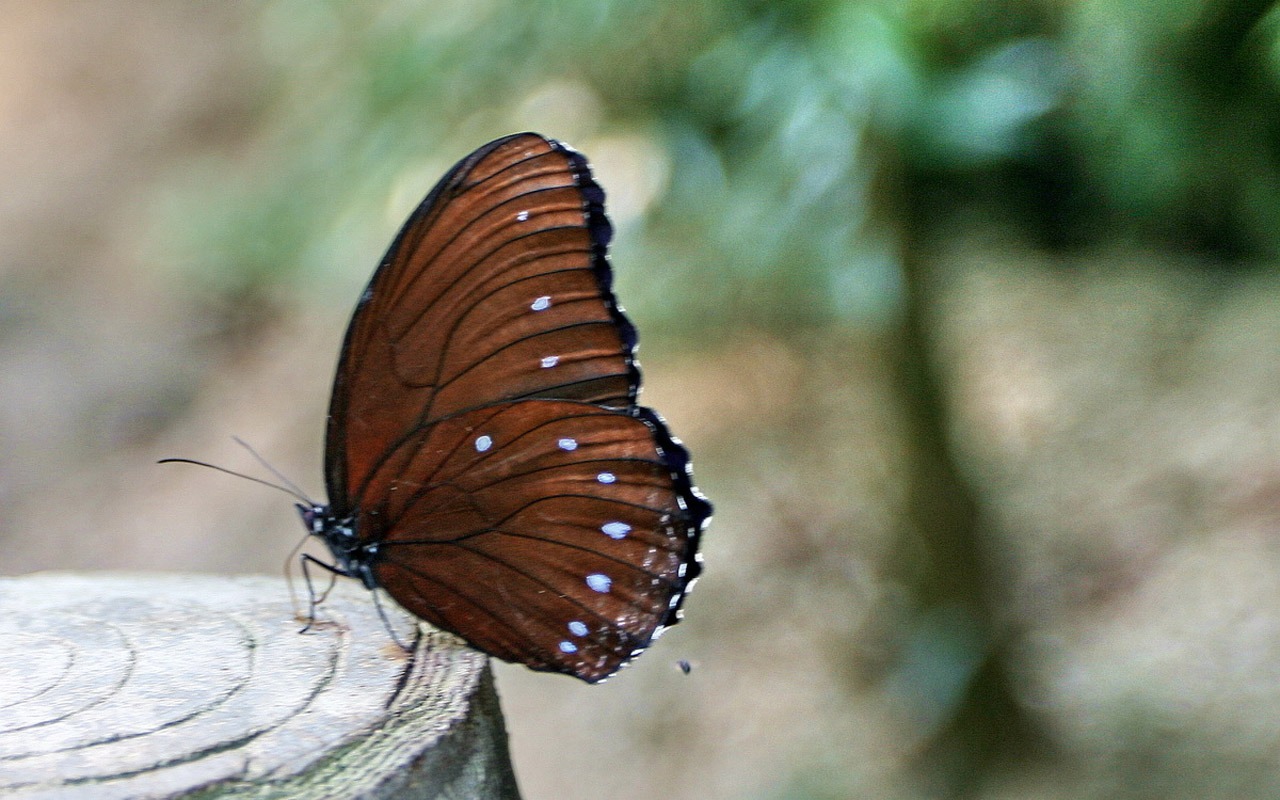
[{"x1": 4, "y1": 1, "x2": 1280, "y2": 797}]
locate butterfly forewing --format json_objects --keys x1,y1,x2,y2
[
  {"x1": 362, "y1": 400, "x2": 696, "y2": 681},
  {"x1": 326, "y1": 134, "x2": 635, "y2": 508}
]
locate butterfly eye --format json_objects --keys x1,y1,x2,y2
[{"x1": 307, "y1": 133, "x2": 710, "y2": 683}]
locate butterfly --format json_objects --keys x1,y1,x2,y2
[{"x1": 297, "y1": 132, "x2": 710, "y2": 683}]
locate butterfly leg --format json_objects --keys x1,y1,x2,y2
[
  {"x1": 298, "y1": 552, "x2": 414, "y2": 653},
  {"x1": 369, "y1": 588, "x2": 414, "y2": 653},
  {"x1": 298, "y1": 552, "x2": 348, "y2": 634}
]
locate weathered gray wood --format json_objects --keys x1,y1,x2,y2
[{"x1": 0, "y1": 573, "x2": 522, "y2": 799}]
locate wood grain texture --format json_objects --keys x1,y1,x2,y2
[{"x1": 0, "y1": 572, "x2": 521, "y2": 799}]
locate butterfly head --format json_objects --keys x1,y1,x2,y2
[{"x1": 296, "y1": 503, "x2": 379, "y2": 590}]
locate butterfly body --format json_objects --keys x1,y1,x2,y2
[
  {"x1": 298, "y1": 504, "x2": 379, "y2": 590},
  {"x1": 311, "y1": 133, "x2": 709, "y2": 683}
]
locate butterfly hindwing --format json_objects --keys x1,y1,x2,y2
[{"x1": 360, "y1": 400, "x2": 698, "y2": 682}]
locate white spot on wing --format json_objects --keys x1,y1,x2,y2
[
  {"x1": 475, "y1": 435, "x2": 493, "y2": 452},
  {"x1": 516, "y1": 210, "x2": 530, "y2": 222},
  {"x1": 531, "y1": 295, "x2": 551, "y2": 311},
  {"x1": 559, "y1": 640, "x2": 578, "y2": 653},
  {"x1": 602, "y1": 521, "x2": 631, "y2": 539},
  {"x1": 558, "y1": 437, "x2": 578, "y2": 451},
  {"x1": 540, "y1": 355, "x2": 559, "y2": 368},
  {"x1": 596, "y1": 471, "x2": 616, "y2": 484},
  {"x1": 586, "y1": 573, "x2": 612, "y2": 593},
  {"x1": 568, "y1": 620, "x2": 588, "y2": 637}
]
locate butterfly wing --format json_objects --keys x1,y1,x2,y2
[
  {"x1": 353, "y1": 399, "x2": 706, "y2": 682},
  {"x1": 322, "y1": 132, "x2": 710, "y2": 681},
  {"x1": 326, "y1": 133, "x2": 637, "y2": 512}
]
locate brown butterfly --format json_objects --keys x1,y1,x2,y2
[{"x1": 301, "y1": 133, "x2": 710, "y2": 683}]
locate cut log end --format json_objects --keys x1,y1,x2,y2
[{"x1": 0, "y1": 572, "x2": 521, "y2": 799}]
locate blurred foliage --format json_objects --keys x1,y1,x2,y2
[{"x1": 154, "y1": 0, "x2": 1280, "y2": 336}]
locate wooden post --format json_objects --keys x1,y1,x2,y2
[{"x1": 0, "y1": 572, "x2": 522, "y2": 799}]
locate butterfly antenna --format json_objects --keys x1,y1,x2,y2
[
  {"x1": 157, "y1": 453, "x2": 313, "y2": 506},
  {"x1": 231, "y1": 436, "x2": 315, "y2": 506}
]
